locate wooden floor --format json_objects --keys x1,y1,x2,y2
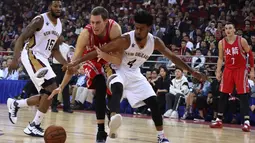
[{"x1": 0, "y1": 104, "x2": 254, "y2": 143}]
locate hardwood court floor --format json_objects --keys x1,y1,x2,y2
[{"x1": 0, "y1": 104, "x2": 254, "y2": 143}]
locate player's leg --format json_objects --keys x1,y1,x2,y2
[
  {"x1": 125, "y1": 77, "x2": 169, "y2": 143},
  {"x1": 107, "y1": 74, "x2": 124, "y2": 138},
  {"x1": 235, "y1": 68, "x2": 250, "y2": 132},
  {"x1": 8, "y1": 49, "x2": 46, "y2": 124},
  {"x1": 210, "y1": 68, "x2": 234, "y2": 128},
  {"x1": 91, "y1": 74, "x2": 108, "y2": 142},
  {"x1": 23, "y1": 78, "x2": 57, "y2": 137},
  {"x1": 7, "y1": 95, "x2": 41, "y2": 124},
  {"x1": 143, "y1": 96, "x2": 169, "y2": 143}
]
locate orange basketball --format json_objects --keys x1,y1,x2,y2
[{"x1": 44, "y1": 125, "x2": 66, "y2": 143}]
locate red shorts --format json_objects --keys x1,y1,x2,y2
[
  {"x1": 220, "y1": 67, "x2": 249, "y2": 94},
  {"x1": 83, "y1": 60, "x2": 112, "y2": 95}
]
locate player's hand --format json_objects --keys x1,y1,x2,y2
[
  {"x1": 62, "y1": 64, "x2": 68, "y2": 71},
  {"x1": 67, "y1": 66, "x2": 79, "y2": 75},
  {"x1": 48, "y1": 87, "x2": 62, "y2": 100},
  {"x1": 95, "y1": 46, "x2": 104, "y2": 62},
  {"x1": 62, "y1": 61, "x2": 79, "y2": 70},
  {"x1": 215, "y1": 70, "x2": 222, "y2": 81},
  {"x1": 192, "y1": 71, "x2": 208, "y2": 82},
  {"x1": 8, "y1": 58, "x2": 19, "y2": 74}
]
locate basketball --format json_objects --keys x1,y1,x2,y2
[{"x1": 44, "y1": 125, "x2": 66, "y2": 143}]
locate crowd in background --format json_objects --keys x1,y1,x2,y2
[{"x1": 1, "y1": 0, "x2": 255, "y2": 124}]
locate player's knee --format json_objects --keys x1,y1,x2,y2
[
  {"x1": 110, "y1": 82, "x2": 123, "y2": 95},
  {"x1": 145, "y1": 96, "x2": 160, "y2": 113},
  {"x1": 239, "y1": 93, "x2": 250, "y2": 104},
  {"x1": 144, "y1": 96, "x2": 163, "y2": 126},
  {"x1": 219, "y1": 92, "x2": 229, "y2": 101},
  {"x1": 94, "y1": 74, "x2": 106, "y2": 84},
  {"x1": 40, "y1": 89, "x2": 52, "y2": 96},
  {"x1": 94, "y1": 74, "x2": 106, "y2": 89},
  {"x1": 42, "y1": 78, "x2": 57, "y2": 92}
]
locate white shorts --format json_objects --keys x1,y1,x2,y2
[
  {"x1": 108, "y1": 68, "x2": 156, "y2": 108},
  {"x1": 21, "y1": 49, "x2": 56, "y2": 92}
]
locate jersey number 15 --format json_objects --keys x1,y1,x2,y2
[{"x1": 45, "y1": 39, "x2": 55, "y2": 51}]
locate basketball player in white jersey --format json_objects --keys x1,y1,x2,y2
[
  {"x1": 50, "y1": 10, "x2": 207, "y2": 142},
  {"x1": 7, "y1": 0, "x2": 66, "y2": 137}
]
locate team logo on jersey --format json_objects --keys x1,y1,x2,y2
[
  {"x1": 132, "y1": 43, "x2": 135, "y2": 47},
  {"x1": 46, "y1": 22, "x2": 49, "y2": 26}
]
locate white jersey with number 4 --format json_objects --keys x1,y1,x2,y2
[
  {"x1": 109, "y1": 30, "x2": 156, "y2": 108},
  {"x1": 24, "y1": 13, "x2": 62, "y2": 58},
  {"x1": 120, "y1": 30, "x2": 154, "y2": 72}
]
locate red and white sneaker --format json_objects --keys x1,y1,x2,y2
[
  {"x1": 210, "y1": 118, "x2": 223, "y2": 128},
  {"x1": 242, "y1": 121, "x2": 251, "y2": 132}
]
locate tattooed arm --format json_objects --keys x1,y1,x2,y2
[{"x1": 9, "y1": 16, "x2": 43, "y2": 71}]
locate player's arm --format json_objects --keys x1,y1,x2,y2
[
  {"x1": 241, "y1": 38, "x2": 254, "y2": 68},
  {"x1": 96, "y1": 49, "x2": 123, "y2": 65},
  {"x1": 216, "y1": 40, "x2": 223, "y2": 80},
  {"x1": 13, "y1": 16, "x2": 43, "y2": 62},
  {"x1": 97, "y1": 22, "x2": 123, "y2": 65},
  {"x1": 60, "y1": 29, "x2": 90, "y2": 90},
  {"x1": 73, "y1": 35, "x2": 130, "y2": 66},
  {"x1": 241, "y1": 37, "x2": 254, "y2": 79},
  {"x1": 51, "y1": 36, "x2": 68, "y2": 66},
  {"x1": 154, "y1": 37, "x2": 194, "y2": 74},
  {"x1": 216, "y1": 40, "x2": 223, "y2": 72}
]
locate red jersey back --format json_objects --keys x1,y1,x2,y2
[
  {"x1": 84, "y1": 19, "x2": 115, "y2": 64},
  {"x1": 223, "y1": 36, "x2": 247, "y2": 69}
]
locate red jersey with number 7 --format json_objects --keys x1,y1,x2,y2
[{"x1": 223, "y1": 36, "x2": 247, "y2": 69}]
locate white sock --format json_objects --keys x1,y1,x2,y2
[
  {"x1": 157, "y1": 130, "x2": 164, "y2": 139},
  {"x1": 16, "y1": 99, "x2": 28, "y2": 107},
  {"x1": 32, "y1": 110, "x2": 45, "y2": 125}
]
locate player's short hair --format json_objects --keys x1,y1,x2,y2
[
  {"x1": 47, "y1": 0, "x2": 61, "y2": 6},
  {"x1": 225, "y1": 22, "x2": 235, "y2": 28},
  {"x1": 91, "y1": 6, "x2": 109, "y2": 20},
  {"x1": 134, "y1": 9, "x2": 153, "y2": 26}
]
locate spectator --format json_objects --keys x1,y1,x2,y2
[
  {"x1": 171, "y1": 29, "x2": 182, "y2": 47},
  {"x1": 182, "y1": 76, "x2": 203, "y2": 120},
  {"x1": 149, "y1": 68, "x2": 159, "y2": 92},
  {"x1": 205, "y1": 21, "x2": 217, "y2": 35},
  {"x1": 183, "y1": 35, "x2": 194, "y2": 51},
  {"x1": 3, "y1": 58, "x2": 19, "y2": 80},
  {"x1": 164, "y1": 67, "x2": 189, "y2": 118},
  {"x1": 191, "y1": 49, "x2": 205, "y2": 70},
  {"x1": 156, "y1": 66, "x2": 171, "y2": 115}
]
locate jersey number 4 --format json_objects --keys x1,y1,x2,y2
[
  {"x1": 45, "y1": 39, "x2": 55, "y2": 51},
  {"x1": 127, "y1": 59, "x2": 137, "y2": 68}
]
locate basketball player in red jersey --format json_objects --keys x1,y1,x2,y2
[
  {"x1": 210, "y1": 22, "x2": 254, "y2": 132},
  {"x1": 53, "y1": 6, "x2": 122, "y2": 142}
]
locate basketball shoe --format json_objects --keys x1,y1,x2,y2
[
  {"x1": 158, "y1": 136, "x2": 170, "y2": 143},
  {"x1": 7, "y1": 98, "x2": 19, "y2": 124},
  {"x1": 209, "y1": 118, "x2": 223, "y2": 128},
  {"x1": 24, "y1": 122, "x2": 44, "y2": 137},
  {"x1": 109, "y1": 114, "x2": 122, "y2": 138},
  {"x1": 242, "y1": 120, "x2": 251, "y2": 132},
  {"x1": 96, "y1": 131, "x2": 107, "y2": 143}
]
